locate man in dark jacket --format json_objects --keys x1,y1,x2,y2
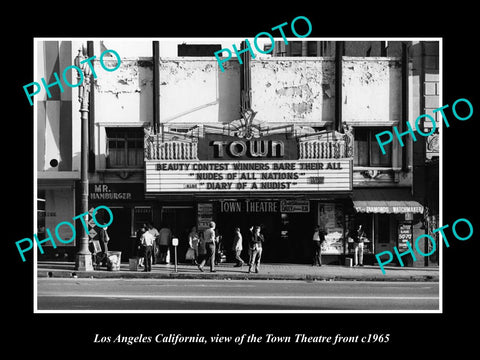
[{"x1": 95, "y1": 226, "x2": 110, "y2": 267}]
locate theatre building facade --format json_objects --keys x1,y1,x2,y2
[{"x1": 37, "y1": 40, "x2": 438, "y2": 266}]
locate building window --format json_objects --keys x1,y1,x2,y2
[
  {"x1": 289, "y1": 42, "x2": 303, "y2": 56},
  {"x1": 307, "y1": 41, "x2": 317, "y2": 56},
  {"x1": 106, "y1": 127, "x2": 144, "y2": 168},
  {"x1": 37, "y1": 190, "x2": 46, "y2": 237},
  {"x1": 177, "y1": 44, "x2": 222, "y2": 56},
  {"x1": 354, "y1": 127, "x2": 392, "y2": 167}
]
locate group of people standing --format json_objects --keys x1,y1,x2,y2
[
  {"x1": 135, "y1": 221, "x2": 368, "y2": 272},
  {"x1": 312, "y1": 223, "x2": 367, "y2": 267},
  {"x1": 135, "y1": 222, "x2": 173, "y2": 272},
  {"x1": 186, "y1": 222, "x2": 265, "y2": 273}
]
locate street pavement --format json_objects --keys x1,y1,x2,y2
[
  {"x1": 36, "y1": 278, "x2": 439, "y2": 311},
  {"x1": 37, "y1": 261, "x2": 439, "y2": 282}
]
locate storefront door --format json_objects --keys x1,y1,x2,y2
[
  {"x1": 216, "y1": 209, "x2": 313, "y2": 264},
  {"x1": 161, "y1": 206, "x2": 195, "y2": 262},
  {"x1": 284, "y1": 212, "x2": 315, "y2": 264},
  {"x1": 374, "y1": 214, "x2": 395, "y2": 255},
  {"x1": 216, "y1": 209, "x2": 283, "y2": 263},
  {"x1": 105, "y1": 206, "x2": 132, "y2": 261}
]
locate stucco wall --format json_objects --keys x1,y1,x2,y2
[
  {"x1": 342, "y1": 57, "x2": 402, "y2": 125},
  {"x1": 94, "y1": 59, "x2": 153, "y2": 124},
  {"x1": 250, "y1": 58, "x2": 335, "y2": 124},
  {"x1": 159, "y1": 58, "x2": 240, "y2": 124}
]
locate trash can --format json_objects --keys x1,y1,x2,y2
[
  {"x1": 106, "y1": 251, "x2": 122, "y2": 271},
  {"x1": 129, "y1": 258, "x2": 139, "y2": 271},
  {"x1": 344, "y1": 257, "x2": 353, "y2": 267}
]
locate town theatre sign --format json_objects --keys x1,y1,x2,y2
[{"x1": 144, "y1": 122, "x2": 353, "y2": 193}]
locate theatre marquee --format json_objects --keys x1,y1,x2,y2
[
  {"x1": 145, "y1": 159, "x2": 352, "y2": 193},
  {"x1": 144, "y1": 122, "x2": 354, "y2": 194}
]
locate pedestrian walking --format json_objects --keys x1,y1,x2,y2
[
  {"x1": 198, "y1": 221, "x2": 217, "y2": 272},
  {"x1": 248, "y1": 226, "x2": 264, "y2": 273},
  {"x1": 187, "y1": 226, "x2": 200, "y2": 265},
  {"x1": 157, "y1": 225, "x2": 172, "y2": 264},
  {"x1": 232, "y1": 227, "x2": 244, "y2": 267},
  {"x1": 197, "y1": 230, "x2": 206, "y2": 265},
  {"x1": 247, "y1": 225, "x2": 254, "y2": 266},
  {"x1": 349, "y1": 224, "x2": 366, "y2": 266},
  {"x1": 141, "y1": 226, "x2": 155, "y2": 272},
  {"x1": 312, "y1": 225, "x2": 325, "y2": 266},
  {"x1": 214, "y1": 228, "x2": 224, "y2": 265},
  {"x1": 146, "y1": 222, "x2": 160, "y2": 265}
]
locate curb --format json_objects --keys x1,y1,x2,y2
[{"x1": 37, "y1": 269, "x2": 439, "y2": 282}]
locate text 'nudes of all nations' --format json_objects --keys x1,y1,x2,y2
[{"x1": 375, "y1": 97, "x2": 474, "y2": 274}]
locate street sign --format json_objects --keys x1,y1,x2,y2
[
  {"x1": 89, "y1": 228, "x2": 97, "y2": 239},
  {"x1": 88, "y1": 218, "x2": 96, "y2": 228}
]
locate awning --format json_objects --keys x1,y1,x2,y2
[{"x1": 353, "y1": 188, "x2": 424, "y2": 214}]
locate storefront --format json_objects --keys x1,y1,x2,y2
[
  {"x1": 144, "y1": 123, "x2": 354, "y2": 264},
  {"x1": 351, "y1": 188, "x2": 424, "y2": 265},
  {"x1": 88, "y1": 182, "x2": 155, "y2": 261},
  {"x1": 37, "y1": 178, "x2": 78, "y2": 260}
]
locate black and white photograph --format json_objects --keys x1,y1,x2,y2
[{"x1": 32, "y1": 38, "x2": 440, "y2": 312}]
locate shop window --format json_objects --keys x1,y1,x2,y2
[
  {"x1": 307, "y1": 41, "x2": 318, "y2": 56},
  {"x1": 37, "y1": 190, "x2": 46, "y2": 237},
  {"x1": 106, "y1": 127, "x2": 144, "y2": 168},
  {"x1": 351, "y1": 213, "x2": 373, "y2": 254},
  {"x1": 354, "y1": 127, "x2": 392, "y2": 167}
]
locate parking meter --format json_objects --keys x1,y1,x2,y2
[{"x1": 172, "y1": 238, "x2": 179, "y2": 272}]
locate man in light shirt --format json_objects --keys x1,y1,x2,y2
[
  {"x1": 141, "y1": 227, "x2": 155, "y2": 272},
  {"x1": 146, "y1": 222, "x2": 160, "y2": 264}
]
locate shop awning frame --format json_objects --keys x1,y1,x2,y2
[{"x1": 352, "y1": 188, "x2": 424, "y2": 214}]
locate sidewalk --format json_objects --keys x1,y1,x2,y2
[{"x1": 37, "y1": 261, "x2": 439, "y2": 282}]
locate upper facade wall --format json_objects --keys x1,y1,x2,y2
[
  {"x1": 94, "y1": 58, "x2": 153, "y2": 125},
  {"x1": 147, "y1": 56, "x2": 401, "y2": 127},
  {"x1": 342, "y1": 57, "x2": 402, "y2": 126},
  {"x1": 250, "y1": 58, "x2": 335, "y2": 124},
  {"x1": 159, "y1": 58, "x2": 240, "y2": 125}
]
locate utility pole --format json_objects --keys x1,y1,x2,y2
[{"x1": 74, "y1": 47, "x2": 94, "y2": 271}]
